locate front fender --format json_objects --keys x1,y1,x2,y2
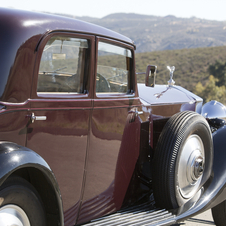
[
  {"x1": 0, "y1": 141, "x2": 64, "y2": 225},
  {"x1": 175, "y1": 124, "x2": 226, "y2": 222}
]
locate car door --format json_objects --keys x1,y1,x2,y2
[
  {"x1": 26, "y1": 32, "x2": 95, "y2": 225},
  {"x1": 77, "y1": 37, "x2": 142, "y2": 224}
]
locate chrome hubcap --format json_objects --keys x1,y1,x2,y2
[
  {"x1": 177, "y1": 134, "x2": 205, "y2": 199},
  {"x1": 0, "y1": 205, "x2": 30, "y2": 226}
]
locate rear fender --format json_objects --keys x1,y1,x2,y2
[{"x1": 0, "y1": 141, "x2": 63, "y2": 226}]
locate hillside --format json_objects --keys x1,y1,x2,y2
[
  {"x1": 60, "y1": 13, "x2": 226, "y2": 53},
  {"x1": 135, "y1": 45, "x2": 226, "y2": 93}
]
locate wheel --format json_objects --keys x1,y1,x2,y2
[
  {"x1": 212, "y1": 200, "x2": 226, "y2": 226},
  {"x1": 152, "y1": 111, "x2": 213, "y2": 209},
  {"x1": 0, "y1": 176, "x2": 46, "y2": 226}
]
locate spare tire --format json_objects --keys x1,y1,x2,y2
[{"x1": 152, "y1": 111, "x2": 213, "y2": 209}]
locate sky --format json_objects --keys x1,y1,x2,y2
[{"x1": 1, "y1": 0, "x2": 226, "y2": 21}]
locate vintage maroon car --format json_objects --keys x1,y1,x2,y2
[{"x1": 0, "y1": 7, "x2": 226, "y2": 226}]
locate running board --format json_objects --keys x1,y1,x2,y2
[{"x1": 81, "y1": 202, "x2": 176, "y2": 226}]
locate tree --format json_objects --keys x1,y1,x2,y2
[
  {"x1": 195, "y1": 75, "x2": 226, "y2": 104},
  {"x1": 208, "y1": 60, "x2": 226, "y2": 86}
]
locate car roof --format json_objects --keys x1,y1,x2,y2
[
  {"x1": 0, "y1": 8, "x2": 134, "y2": 103},
  {"x1": 0, "y1": 7, "x2": 133, "y2": 45}
]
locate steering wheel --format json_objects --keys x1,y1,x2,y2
[{"x1": 96, "y1": 73, "x2": 111, "y2": 92}]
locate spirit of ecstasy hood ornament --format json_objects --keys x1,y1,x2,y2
[{"x1": 167, "y1": 66, "x2": 175, "y2": 86}]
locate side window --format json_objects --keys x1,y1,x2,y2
[
  {"x1": 96, "y1": 42, "x2": 132, "y2": 94},
  {"x1": 37, "y1": 36, "x2": 90, "y2": 94}
]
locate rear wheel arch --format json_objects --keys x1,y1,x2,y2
[{"x1": 0, "y1": 142, "x2": 63, "y2": 226}]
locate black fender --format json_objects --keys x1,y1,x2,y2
[
  {"x1": 0, "y1": 141, "x2": 64, "y2": 226},
  {"x1": 175, "y1": 124, "x2": 226, "y2": 222}
]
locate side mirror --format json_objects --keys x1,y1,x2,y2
[{"x1": 145, "y1": 65, "x2": 157, "y2": 87}]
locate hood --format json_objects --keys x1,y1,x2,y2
[{"x1": 137, "y1": 84, "x2": 203, "y2": 113}]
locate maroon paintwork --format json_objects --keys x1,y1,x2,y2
[{"x1": 0, "y1": 8, "x2": 202, "y2": 226}]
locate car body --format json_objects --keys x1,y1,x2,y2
[{"x1": 0, "y1": 7, "x2": 226, "y2": 226}]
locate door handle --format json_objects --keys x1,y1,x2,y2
[{"x1": 30, "y1": 113, "x2": 47, "y2": 123}]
